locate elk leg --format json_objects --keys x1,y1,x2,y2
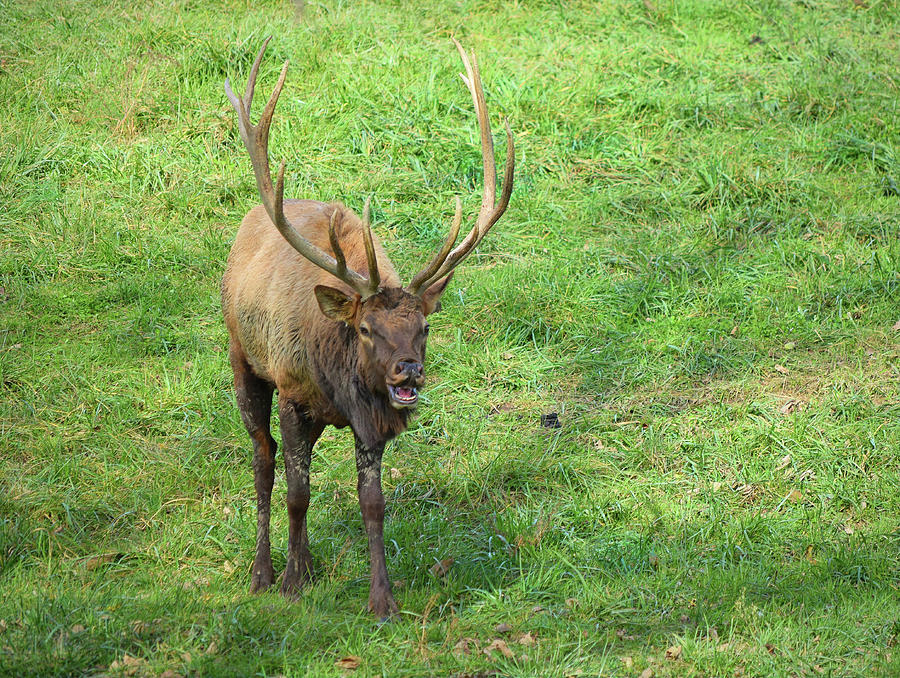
[
  {"x1": 354, "y1": 437, "x2": 398, "y2": 619},
  {"x1": 278, "y1": 397, "x2": 324, "y2": 598},
  {"x1": 230, "y1": 342, "x2": 276, "y2": 593}
]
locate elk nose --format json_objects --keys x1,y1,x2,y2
[{"x1": 395, "y1": 360, "x2": 423, "y2": 379}]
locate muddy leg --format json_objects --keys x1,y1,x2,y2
[
  {"x1": 278, "y1": 397, "x2": 324, "y2": 598},
  {"x1": 230, "y1": 342, "x2": 276, "y2": 593},
  {"x1": 354, "y1": 436, "x2": 398, "y2": 619}
]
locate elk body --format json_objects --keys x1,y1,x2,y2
[{"x1": 221, "y1": 38, "x2": 513, "y2": 618}]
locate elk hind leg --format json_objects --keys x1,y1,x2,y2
[{"x1": 230, "y1": 341, "x2": 277, "y2": 593}]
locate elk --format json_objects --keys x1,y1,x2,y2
[{"x1": 221, "y1": 38, "x2": 513, "y2": 618}]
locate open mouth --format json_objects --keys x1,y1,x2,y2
[{"x1": 388, "y1": 384, "x2": 419, "y2": 408}]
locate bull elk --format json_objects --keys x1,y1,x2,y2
[{"x1": 221, "y1": 37, "x2": 513, "y2": 618}]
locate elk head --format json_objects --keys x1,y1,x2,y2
[{"x1": 225, "y1": 37, "x2": 514, "y2": 409}]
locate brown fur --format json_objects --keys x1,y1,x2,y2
[{"x1": 223, "y1": 200, "x2": 396, "y2": 414}]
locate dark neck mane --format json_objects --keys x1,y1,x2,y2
[{"x1": 311, "y1": 322, "x2": 411, "y2": 449}]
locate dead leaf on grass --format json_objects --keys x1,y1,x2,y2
[
  {"x1": 429, "y1": 557, "x2": 454, "y2": 578},
  {"x1": 483, "y1": 638, "x2": 515, "y2": 659},
  {"x1": 110, "y1": 654, "x2": 144, "y2": 676},
  {"x1": 892, "y1": 319, "x2": 900, "y2": 331},
  {"x1": 130, "y1": 620, "x2": 150, "y2": 635},
  {"x1": 779, "y1": 399, "x2": 801, "y2": 415},
  {"x1": 666, "y1": 645, "x2": 682, "y2": 660},
  {"x1": 334, "y1": 656, "x2": 361, "y2": 671},
  {"x1": 787, "y1": 489, "x2": 803, "y2": 503},
  {"x1": 736, "y1": 483, "x2": 758, "y2": 501},
  {"x1": 517, "y1": 632, "x2": 537, "y2": 646},
  {"x1": 775, "y1": 454, "x2": 792, "y2": 471},
  {"x1": 494, "y1": 622, "x2": 513, "y2": 634},
  {"x1": 639, "y1": 668, "x2": 654, "y2": 678},
  {"x1": 774, "y1": 364, "x2": 790, "y2": 375},
  {"x1": 765, "y1": 642, "x2": 776, "y2": 654},
  {"x1": 620, "y1": 655, "x2": 634, "y2": 668},
  {"x1": 453, "y1": 638, "x2": 477, "y2": 655}
]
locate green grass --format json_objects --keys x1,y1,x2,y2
[{"x1": 1, "y1": 0, "x2": 898, "y2": 676}]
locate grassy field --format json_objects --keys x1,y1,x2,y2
[{"x1": 1, "y1": 0, "x2": 899, "y2": 675}]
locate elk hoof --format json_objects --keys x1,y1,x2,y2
[
  {"x1": 281, "y1": 556, "x2": 313, "y2": 599},
  {"x1": 249, "y1": 565, "x2": 275, "y2": 594},
  {"x1": 369, "y1": 593, "x2": 399, "y2": 620}
]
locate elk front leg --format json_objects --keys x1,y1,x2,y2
[
  {"x1": 279, "y1": 398, "x2": 324, "y2": 598},
  {"x1": 354, "y1": 437, "x2": 398, "y2": 619},
  {"x1": 230, "y1": 342, "x2": 276, "y2": 593}
]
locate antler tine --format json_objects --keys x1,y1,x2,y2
[
  {"x1": 453, "y1": 38, "x2": 496, "y2": 214},
  {"x1": 225, "y1": 39, "x2": 375, "y2": 297},
  {"x1": 328, "y1": 208, "x2": 349, "y2": 281},
  {"x1": 243, "y1": 35, "x2": 270, "y2": 114},
  {"x1": 360, "y1": 197, "x2": 381, "y2": 294},
  {"x1": 406, "y1": 197, "x2": 462, "y2": 295},
  {"x1": 408, "y1": 40, "x2": 515, "y2": 294}
]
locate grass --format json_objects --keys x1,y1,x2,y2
[{"x1": 1, "y1": 0, "x2": 898, "y2": 675}]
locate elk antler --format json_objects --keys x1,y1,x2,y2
[
  {"x1": 225, "y1": 37, "x2": 381, "y2": 299},
  {"x1": 406, "y1": 39, "x2": 515, "y2": 296}
]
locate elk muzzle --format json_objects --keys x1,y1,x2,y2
[{"x1": 387, "y1": 360, "x2": 424, "y2": 409}]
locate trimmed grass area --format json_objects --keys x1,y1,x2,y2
[{"x1": 1, "y1": 0, "x2": 898, "y2": 675}]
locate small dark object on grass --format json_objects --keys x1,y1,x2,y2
[
  {"x1": 749, "y1": 34, "x2": 764, "y2": 45},
  {"x1": 541, "y1": 412, "x2": 561, "y2": 428}
]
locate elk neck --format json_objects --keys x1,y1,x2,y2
[{"x1": 310, "y1": 318, "x2": 412, "y2": 450}]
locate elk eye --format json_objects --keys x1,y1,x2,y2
[
  {"x1": 359, "y1": 324, "x2": 371, "y2": 337},
  {"x1": 423, "y1": 323, "x2": 430, "y2": 335}
]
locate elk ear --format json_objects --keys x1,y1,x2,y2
[
  {"x1": 314, "y1": 285, "x2": 359, "y2": 323},
  {"x1": 420, "y1": 273, "x2": 453, "y2": 316}
]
